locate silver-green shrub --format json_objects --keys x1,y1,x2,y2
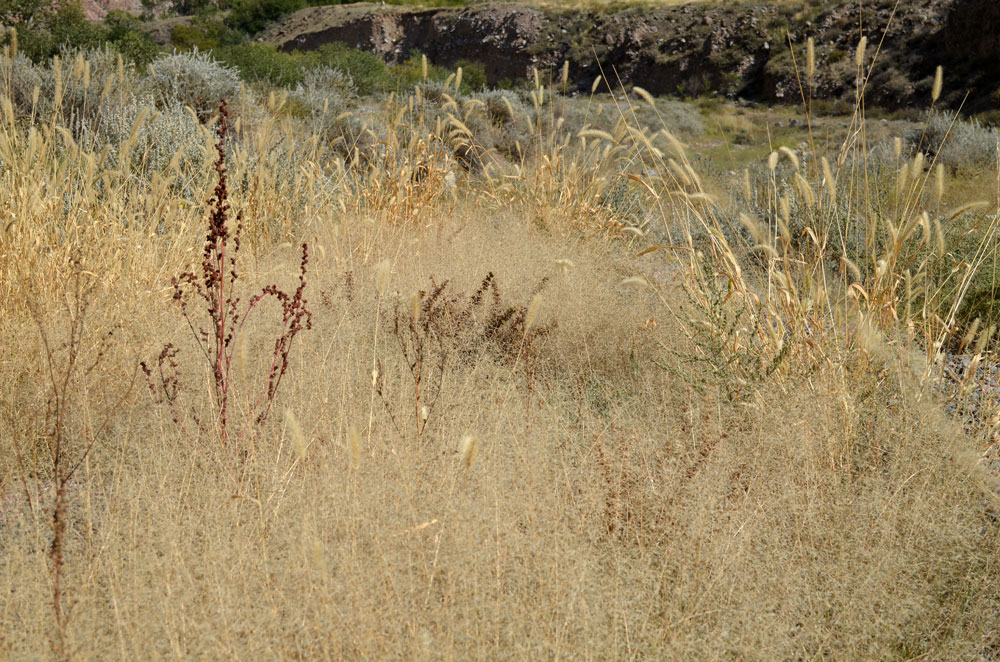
[
  {"x1": 89, "y1": 98, "x2": 209, "y2": 178},
  {"x1": 3, "y1": 47, "x2": 137, "y2": 139},
  {"x1": 909, "y1": 111, "x2": 1000, "y2": 172},
  {"x1": 144, "y1": 49, "x2": 243, "y2": 121}
]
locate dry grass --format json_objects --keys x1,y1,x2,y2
[{"x1": 1, "y1": 42, "x2": 999, "y2": 661}]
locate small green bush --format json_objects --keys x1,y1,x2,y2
[
  {"x1": 13, "y1": 1, "x2": 105, "y2": 62},
  {"x1": 309, "y1": 43, "x2": 391, "y2": 95},
  {"x1": 104, "y1": 11, "x2": 161, "y2": 64},
  {"x1": 227, "y1": 0, "x2": 305, "y2": 35},
  {"x1": 215, "y1": 42, "x2": 392, "y2": 94},
  {"x1": 171, "y1": 17, "x2": 243, "y2": 51},
  {"x1": 214, "y1": 42, "x2": 308, "y2": 87}
]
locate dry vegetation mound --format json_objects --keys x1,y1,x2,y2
[{"x1": 1, "y1": 32, "x2": 1000, "y2": 661}]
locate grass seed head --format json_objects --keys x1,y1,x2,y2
[
  {"x1": 286, "y1": 408, "x2": 306, "y2": 461},
  {"x1": 376, "y1": 261, "x2": 391, "y2": 297},
  {"x1": 348, "y1": 426, "x2": 361, "y2": 469},
  {"x1": 525, "y1": 293, "x2": 542, "y2": 330},
  {"x1": 459, "y1": 434, "x2": 478, "y2": 468},
  {"x1": 806, "y1": 37, "x2": 815, "y2": 78}
]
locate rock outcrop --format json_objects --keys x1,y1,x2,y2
[{"x1": 189, "y1": 0, "x2": 994, "y2": 111}]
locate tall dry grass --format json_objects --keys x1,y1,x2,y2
[{"x1": 0, "y1": 38, "x2": 999, "y2": 661}]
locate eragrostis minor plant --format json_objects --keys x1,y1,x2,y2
[{"x1": 141, "y1": 100, "x2": 312, "y2": 447}]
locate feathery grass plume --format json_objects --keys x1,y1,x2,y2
[
  {"x1": 633, "y1": 86, "x2": 656, "y2": 107},
  {"x1": 821, "y1": 156, "x2": 837, "y2": 201},
  {"x1": 561, "y1": 60, "x2": 569, "y2": 90},
  {"x1": 974, "y1": 323, "x2": 993, "y2": 357},
  {"x1": 525, "y1": 294, "x2": 542, "y2": 330},
  {"x1": 779, "y1": 196, "x2": 791, "y2": 243},
  {"x1": 779, "y1": 146, "x2": 800, "y2": 171},
  {"x1": 375, "y1": 261, "x2": 391, "y2": 296},
  {"x1": 947, "y1": 200, "x2": 989, "y2": 221},
  {"x1": 842, "y1": 254, "x2": 862, "y2": 282},
  {"x1": 896, "y1": 162, "x2": 909, "y2": 201},
  {"x1": 579, "y1": 128, "x2": 615, "y2": 142},
  {"x1": 620, "y1": 276, "x2": 650, "y2": 289},
  {"x1": 739, "y1": 212, "x2": 766, "y2": 244},
  {"x1": 236, "y1": 332, "x2": 249, "y2": 384},
  {"x1": 555, "y1": 258, "x2": 575, "y2": 274},
  {"x1": 932, "y1": 65, "x2": 943, "y2": 103},
  {"x1": 934, "y1": 217, "x2": 946, "y2": 255},
  {"x1": 348, "y1": 426, "x2": 361, "y2": 469},
  {"x1": 1, "y1": 95, "x2": 13, "y2": 128},
  {"x1": 960, "y1": 317, "x2": 981, "y2": 352},
  {"x1": 590, "y1": 75, "x2": 602, "y2": 94},
  {"x1": 768, "y1": 151, "x2": 779, "y2": 171},
  {"x1": 285, "y1": 408, "x2": 306, "y2": 461},
  {"x1": 52, "y1": 56, "x2": 62, "y2": 118},
  {"x1": 894, "y1": 136, "x2": 903, "y2": 160},
  {"x1": 794, "y1": 172, "x2": 815, "y2": 208},
  {"x1": 410, "y1": 291, "x2": 421, "y2": 325},
  {"x1": 935, "y1": 163, "x2": 945, "y2": 202},
  {"x1": 455, "y1": 67, "x2": 463, "y2": 93},
  {"x1": 855, "y1": 36, "x2": 867, "y2": 67},
  {"x1": 459, "y1": 434, "x2": 478, "y2": 468},
  {"x1": 919, "y1": 211, "x2": 931, "y2": 245},
  {"x1": 421, "y1": 54, "x2": 428, "y2": 81},
  {"x1": 806, "y1": 37, "x2": 815, "y2": 79},
  {"x1": 119, "y1": 106, "x2": 150, "y2": 170}
]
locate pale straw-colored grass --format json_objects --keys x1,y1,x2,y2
[{"x1": 1, "y1": 39, "x2": 999, "y2": 661}]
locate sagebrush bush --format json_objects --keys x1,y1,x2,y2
[
  {"x1": 909, "y1": 110, "x2": 1000, "y2": 172},
  {"x1": 3, "y1": 52, "x2": 46, "y2": 117},
  {"x1": 2, "y1": 46, "x2": 134, "y2": 138},
  {"x1": 145, "y1": 49, "x2": 244, "y2": 121},
  {"x1": 89, "y1": 98, "x2": 209, "y2": 179}
]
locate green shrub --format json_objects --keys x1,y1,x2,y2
[
  {"x1": 214, "y1": 42, "x2": 308, "y2": 87},
  {"x1": 455, "y1": 59, "x2": 486, "y2": 92},
  {"x1": 215, "y1": 42, "x2": 391, "y2": 94},
  {"x1": 104, "y1": 11, "x2": 160, "y2": 64},
  {"x1": 309, "y1": 43, "x2": 391, "y2": 95},
  {"x1": 11, "y1": 1, "x2": 106, "y2": 62},
  {"x1": 172, "y1": 24, "x2": 219, "y2": 51},
  {"x1": 227, "y1": 0, "x2": 305, "y2": 35},
  {"x1": 171, "y1": 16, "x2": 242, "y2": 51}
]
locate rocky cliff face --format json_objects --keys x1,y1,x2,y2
[{"x1": 258, "y1": 0, "x2": 1000, "y2": 111}]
